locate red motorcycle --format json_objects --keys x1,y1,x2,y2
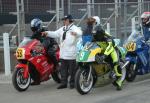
[{"x1": 12, "y1": 36, "x2": 61, "y2": 92}]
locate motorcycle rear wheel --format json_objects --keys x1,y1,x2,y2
[{"x1": 125, "y1": 63, "x2": 136, "y2": 82}]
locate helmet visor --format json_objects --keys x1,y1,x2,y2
[{"x1": 142, "y1": 18, "x2": 149, "y2": 25}]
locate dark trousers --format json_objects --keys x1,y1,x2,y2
[
  {"x1": 42, "y1": 37, "x2": 58, "y2": 66},
  {"x1": 59, "y1": 59, "x2": 77, "y2": 86},
  {"x1": 47, "y1": 46, "x2": 58, "y2": 66}
]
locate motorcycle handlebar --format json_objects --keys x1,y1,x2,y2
[{"x1": 31, "y1": 50, "x2": 43, "y2": 56}]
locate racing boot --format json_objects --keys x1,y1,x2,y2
[
  {"x1": 112, "y1": 65, "x2": 123, "y2": 90},
  {"x1": 115, "y1": 79, "x2": 123, "y2": 90},
  {"x1": 112, "y1": 78, "x2": 123, "y2": 90},
  {"x1": 31, "y1": 80, "x2": 40, "y2": 86}
]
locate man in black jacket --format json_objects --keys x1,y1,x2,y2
[{"x1": 30, "y1": 18, "x2": 58, "y2": 68}]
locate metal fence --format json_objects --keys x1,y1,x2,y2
[
  {"x1": 0, "y1": 0, "x2": 55, "y2": 14},
  {"x1": 70, "y1": 1, "x2": 150, "y2": 40},
  {"x1": 0, "y1": 0, "x2": 60, "y2": 39}
]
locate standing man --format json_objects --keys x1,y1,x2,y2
[
  {"x1": 141, "y1": 12, "x2": 150, "y2": 41},
  {"x1": 42, "y1": 14, "x2": 82, "y2": 89}
]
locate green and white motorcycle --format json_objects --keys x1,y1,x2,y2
[{"x1": 75, "y1": 39, "x2": 127, "y2": 95}]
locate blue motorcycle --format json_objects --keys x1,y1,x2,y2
[{"x1": 124, "y1": 32, "x2": 150, "y2": 82}]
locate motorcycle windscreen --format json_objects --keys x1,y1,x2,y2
[{"x1": 82, "y1": 35, "x2": 93, "y2": 45}]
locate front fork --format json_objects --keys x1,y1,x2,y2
[
  {"x1": 123, "y1": 56, "x2": 137, "y2": 70},
  {"x1": 121, "y1": 61, "x2": 130, "y2": 69},
  {"x1": 23, "y1": 62, "x2": 29, "y2": 79},
  {"x1": 16, "y1": 62, "x2": 29, "y2": 79},
  {"x1": 121, "y1": 60, "x2": 136, "y2": 73},
  {"x1": 87, "y1": 65, "x2": 92, "y2": 82}
]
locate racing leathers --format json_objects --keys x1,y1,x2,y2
[{"x1": 90, "y1": 25, "x2": 123, "y2": 89}]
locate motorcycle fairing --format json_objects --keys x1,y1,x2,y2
[{"x1": 76, "y1": 42, "x2": 101, "y2": 62}]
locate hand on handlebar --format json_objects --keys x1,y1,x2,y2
[{"x1": 41, "y1": 32, "x2": 48, "y2": 37}]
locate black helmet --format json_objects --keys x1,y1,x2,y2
[{"x1": 30, "y1": 18, "x2": 42, "y2": 32}]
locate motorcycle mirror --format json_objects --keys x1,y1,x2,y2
[{"x1": 11, "y1": 35, "x2": 19, "y2": 46}]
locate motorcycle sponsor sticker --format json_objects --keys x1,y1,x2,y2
[
  {"x1": 37, "y1": 59, "x2": 41, "y2": 63},
  {"x1": 77, "y1": 51, "x2": 90, "y2": 61}
]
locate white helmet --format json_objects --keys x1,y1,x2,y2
[
  {"x1": 141, "y1": 12, "x2": 150, "y2": 18},
  {"x1": 141, "y1": 12, "x2": 150, "y2": 26},
  {"x1": 92, "y1": 16, "x2": 100, "y2": 26}
]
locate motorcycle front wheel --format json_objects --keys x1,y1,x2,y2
[
  {"x1": 75, "y1": 65, "x2": 95, "y2": 95},
  {"x1": 12, "y1": 68, "x2": 31, "y2": 92},
  {"x1": 125, "y1": 63, "x2": 136, "y2": 82}
]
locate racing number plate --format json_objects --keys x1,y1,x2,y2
[
  {"x1": 16, "y1": 48, "x2": 25, "y2": 59},
  {"x1": 126, "y1": 42, "x2": 136, "y2": 52}
]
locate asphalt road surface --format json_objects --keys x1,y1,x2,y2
[{"x1": 0, "y1": 75, "x2": 150, "y2": 103}]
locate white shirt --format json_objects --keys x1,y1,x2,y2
[{"x1": 46, "y1": 23, "x2": 82, "y2": 59}]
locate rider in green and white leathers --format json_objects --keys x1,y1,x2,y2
[{"x1": 85, "y1": 16, "x2": 123, "y2": 89}]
